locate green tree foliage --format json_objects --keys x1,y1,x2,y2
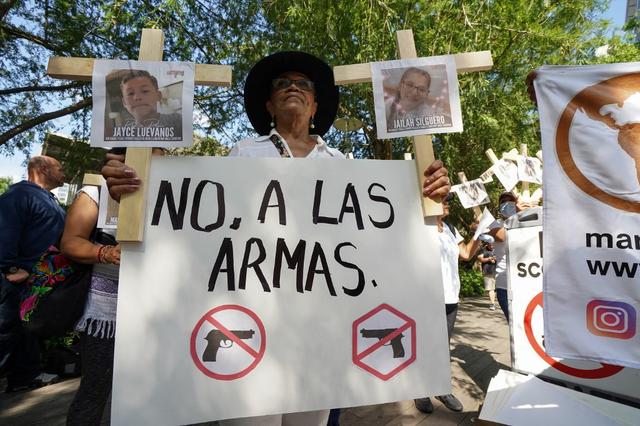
[
  {"x1": 0, "y1": 176, "x2": 13, "y2": 194},
  {"x1": 459, "y1": 268, "x2": 484, "y2": 297}
]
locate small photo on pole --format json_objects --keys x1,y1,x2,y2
[
  {"x1": 371, "y1": 55, "x2": 462, "y2": 139},
  {"x1": 91, "y1": 59, "x2": 195, "y2": 148},
  {"x1": 451, "y1": 179, "x2": 490, "y2": 209},
  {"x1": 517, "y1": 156, "x2": 543, "y2": 184}
]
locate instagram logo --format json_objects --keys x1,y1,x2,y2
[{"x1": 586, "y1": 300, "x2": 636, "y2": 339}]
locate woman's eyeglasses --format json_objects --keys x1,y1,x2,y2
[
  {"x1": 271, "y1": 77, "x2": 315, "y2": 92},
  {"x1": 402, "y1": 81, "x2": 429, "y2": 95}
]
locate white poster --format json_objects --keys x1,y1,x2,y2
[
  {"x1": 451, "y1": 178, "x2": 489, "y2": 209},
  {"x1": 112, "y1": 157, "x2": 451, "y2": 425},
  {"x1": 91, "y1": 59, "x2": 194, "y2": 148},
  {"x1": 491, "y1": 158, "x2": 519, "y2": 191},
  {"x1": 97, "y1": 182, "x2": 119, "y2": 229},
  {"x1": 371, "y1": 56, "x2": 462, "y2": 139},
  {"x1": 536, "y1": 64, "x2": 640, "y2": 369},
  {"x1": 479, "y1": 168, "x2": 494, "y2": 184},
  {"x1": 517, "y1": 155, "x2": 543, "y2": 184},
  {"x1": 507, "y1": 225, "x2": 640, "y2": 403}
]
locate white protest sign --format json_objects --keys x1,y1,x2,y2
[
  {"x1": 473, "y1": 208, "x2": 496, "y2": 241},
  {"x1": 507, "y1": 224, "x2": 640, "y2": 403},
  {"x1": 91, "y1": 59, "x2": 195, "y2": 148},
  {"x1": 97, "y1": 182, "x2": 119, "y2": 229},
  {"x1": 480, "y1": 370, "x2": 640, "y2": 425},
  {"x1": 516, "y1": 155, "x2": 543, "y2": 184},
  {"x1": 112, "y1": 156, "x2": 451, "y2": 425},
  {"x1": 491, "y1": 158, "x2": 519, "y2": 192},
  {"x1": 479, "y1": 168, "x2": 494, "y2": 184},
  {"x1": 451, "y1": 178, "x2": 489, "y2": 209},
  {"x1": 536, "y1": 64, "x2": 640, "y2": 369}
]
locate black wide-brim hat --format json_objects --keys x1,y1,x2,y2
[{"x1": 243, "y1": 51, "x2": 339, "y2": 136}]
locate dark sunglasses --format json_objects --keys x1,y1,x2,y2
[{"x1": 271, "y1": 77, "x2": 315, "y2": 92}]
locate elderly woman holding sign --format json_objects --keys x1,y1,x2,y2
[{"x1": 102, "y1": 51, "x2": 450, "y2": 425}]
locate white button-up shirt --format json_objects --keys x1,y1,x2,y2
[
  {"x1": 439, "y1": 225, "x2": 464, "y2": 304},
  {"x1": 229, "y1": 129, "x2": 345, "y2": 159}
]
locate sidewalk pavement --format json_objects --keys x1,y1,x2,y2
[{"x1": 0, "y1": 297, "x2": 509, "y2": 425}]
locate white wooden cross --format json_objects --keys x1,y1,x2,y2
[
  {"x1": 334, "y1": 29, "x2": 492, "y2": 216},
  {"x1": 46, "y1": 28, "x2": 233, "y2": 242},
  {"x1": 497, "y1": 145, "x2": 543, "y2": 203},
  {"x1": 485, "y1": 148, "x2": 521, "y2": 198}
]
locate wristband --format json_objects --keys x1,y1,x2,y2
[{"x1": 97, "y1": 245, "x2": 108, "y2": 263}]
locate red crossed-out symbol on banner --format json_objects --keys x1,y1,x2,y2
[
  {"x1": 190, "y1": 304, "x2": 266, "y2": 381},
  {"x1": 352, "y1": 303, "x2": 416, "y2": 381},
  {"x1": 523, "y1": 292, "x2": 624, "y2": 379}
]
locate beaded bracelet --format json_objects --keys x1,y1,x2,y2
[{"x1": 97, "y1": 245, "x2": 108, "y2": 264}]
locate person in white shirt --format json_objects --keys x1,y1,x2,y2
[
  {"x1": 101, "y1": 50, "x2": 452, "y2": 426},
  {"x1": 415, "y1": 193, "x2": 481, "y2": 414}
]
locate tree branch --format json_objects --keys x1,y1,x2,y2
[
  {"x1": 0, "y1": 22, "x2": 63, "y2": 52},
  {"x1": 0, "y1": 97, "x2": 91, "y2": 146},
  {"x1": 0, "y1": 0, "x2": 17, "y2": 22},
  {"x1": 0, "y1": 81, "x2": 86, "y2": 96}
]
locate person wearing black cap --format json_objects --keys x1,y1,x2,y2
[
  {"x1": 100, "y1": 51, "x2": 451, "y2": 425},
  {"x1": 414, "y1": 192, "x2": 481, "y2": 414}
]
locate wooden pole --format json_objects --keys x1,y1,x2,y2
[
  {"x1": 333, "y1": 29, "x2": 493, "y2": 218},
  {"x1": 395, "y1": 30, "x2": 443, "y2": 216},
  {"x1": 519, "y1": 144, "x2": 530, "y2": 202},
  {"x1": 46, "y1": 28, "x2": 233, "y2": 243},
  {"x1": 114, "y1": 29, "x2": 164, "y2": 241}
]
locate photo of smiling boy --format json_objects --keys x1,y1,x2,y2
[
  {"x1": 91, "y1": 59, "x2": 194, "y2": 148},
  {"x1": 121, "y1": 71, "x2": 181, "y2": 129},
  {"x1": 104, "y1": 69, "x2": 182, "y2": 142}
]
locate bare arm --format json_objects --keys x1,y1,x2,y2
[
  {"x1": 489, "y1": 226, "x2": 506, "y2": 243},
  {"x1": 60, "y1": 192, "x2": 120, "y2": 265},
  {"x1": 458, "y1": 238, "x2": 481, "y2": 261}
]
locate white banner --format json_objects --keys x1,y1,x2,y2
[
  {"x1": 112, "y1": 157, "x2": 451, "y2": 425},
  {"x1": 535, "y1": 64, "x2": 640, "y2": 369},
  {"x1": 507, "y1": 224, "x2": 640, "y2": 403}
]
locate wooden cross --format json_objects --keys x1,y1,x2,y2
[
  {"x1": 334, "y1": 29, "x2": 492, "y2": 217},
  {"x1": 47, "y1": 28, "x2": 232, "y2": 242},
  {"x1": 485, "y1": 148, "x2": 521, "y2": 198},
  {"x1": 500, "y1": 145, "x2": 544, "y2": 203},
  {"x1": 456, "y1": 171, "x2": 483, "y2": 219},
  {"x1": 82, "y1": 173, "x2": 105, "y2": 187}
]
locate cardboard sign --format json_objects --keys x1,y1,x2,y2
[
  {"x1": 112, "y1": 157, "x2": 451, "y2": 425},
  {"x1": 91, "y1": 59, "x2": 194, "y2": 148},
  {"x1": 371, "y1": 56, "x2": 462, "y2": 139},
  {"x1": 507, "y1": 225, "x2": 640, "y2": 403},
  {"x1": 536, "y1": 64, "x2": 640, "y2": 369}
]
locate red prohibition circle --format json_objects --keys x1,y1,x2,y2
[
  {"x1": 190, "y1": 304, "x2": 266, "y2": 381},
  {"x1": 523, "y1": 292, "x2": 624, "y2": 379}
]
